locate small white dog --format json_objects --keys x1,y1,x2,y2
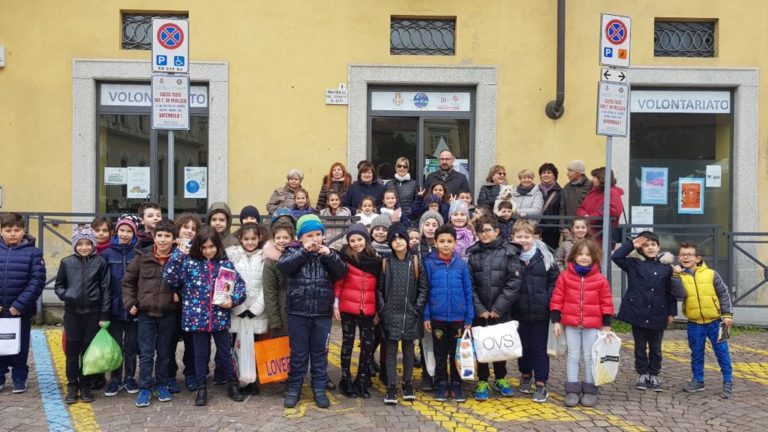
[{"x1": 493, "y1": 184, "x2": 518, "y2": 216}]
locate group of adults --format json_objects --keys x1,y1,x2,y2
[{"x1": 265, "y1": 150, "x2": 624, "y2": 249}]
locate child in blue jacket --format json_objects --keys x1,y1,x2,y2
[
  {"x1": 423, "y1": 224, "x2": 474, "y2": 403},
  {"x1": 0, "y1": 212, "x2": 45, "y2": 394}
]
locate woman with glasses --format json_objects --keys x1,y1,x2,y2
[
  {"x1": 386, "y1": 157, "x2": 419, "y2": 220},
  {"x1": 477, "y1": 165, "x2": 508, "y2": 208}
]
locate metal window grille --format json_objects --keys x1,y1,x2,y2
[
  {"x1": 390, "y1": 18, "x2": 455, "y2": 55},
  {"x1": 122, "y1": 13, "x2": 188, "y2": 50},
  {"x1": 654, "y1": 21, "x2": 715, "y2": 57}
]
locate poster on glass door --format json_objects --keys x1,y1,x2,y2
[{"x1": 184, "y1": 167, "x2": 207, "y2": 198}]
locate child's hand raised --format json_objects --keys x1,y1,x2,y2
[
  {"x1": 417, "y1": 187, "x2": 426, "y2": 197},
  {"x1": 632, "y1": 236, "x2": 648, "y2": 248}
]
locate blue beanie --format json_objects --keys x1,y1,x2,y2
[{"x1": 296, "y1": 214, "x2": 325, "y2": 238}]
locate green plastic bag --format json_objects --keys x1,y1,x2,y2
[{"x1": 82, "y1": 323, "x2": 123, "y2": 376}]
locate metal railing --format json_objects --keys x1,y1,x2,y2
[{"x1": 725, "y1": 232, "x2": 768, "y2": 307}]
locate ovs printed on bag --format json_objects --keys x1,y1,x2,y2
[{"x1": 480, "y1": 333, "x2": 517, "y2": 350}]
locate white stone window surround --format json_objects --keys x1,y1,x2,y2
[
  {"x1": 348, "y1": 64, "x2": 497, "y2": 197},
  {"x1": 72, "y1": 59, "x2": 228, "y2": 212},
  {"x1": 618, "y1": 66, "x2": 758, "y2": 233}
]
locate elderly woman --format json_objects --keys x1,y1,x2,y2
[
  {"x1": 538, "y1": 162, "x2": 563, "y2": 249},
  {"x1": 386, "y1": 157, "x2": 418, "y2": 216},
  {"x1": 316, "y1": 162, "x2": 352, "y2": 211},
  {"x1": 512, "y1": 168, "x2": 544, "y2": 219},
  {"x1": 342, "y1": 161, "x2": 385, "y2": 211},
  {"x1": 477, "y1": 165, "x2": 508, "y2": 208},
  {"x1": 266, "y1": 168, "x2": 307, "y2": 214}
]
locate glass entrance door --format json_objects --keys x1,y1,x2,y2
[{"x1": 423, "y1": 118, "x2": 471, "y2": 183}]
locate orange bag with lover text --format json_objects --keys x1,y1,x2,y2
[{"x1": 254, "y1": 336, "x2": 290, "y2": 384}]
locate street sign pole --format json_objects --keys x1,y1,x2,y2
[
  {"x1": 168, "y1": 131, "x2": 175, "y2": 219},
  {"x1": 602, "y1": 136, "x2": 613, "y2": 274}
]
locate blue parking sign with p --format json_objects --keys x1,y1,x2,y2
[
  {"x1": 157, "y1": 55, "x2": 168, "y2": 66},
  {"x1": 603, "y1": 47, "x2": 613, "y2": 58}
]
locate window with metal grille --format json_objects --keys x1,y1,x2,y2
[
  {"x1": 390, "y1": 18, "x2": 456, "y2": 55},
  {"x1": 654, "y1": 21, "x2": 715, "y2": 57},
  {"x1": 122, "y1": 12, "x2": 188, "y2": 50}
]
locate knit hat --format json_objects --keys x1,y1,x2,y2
[
  {"x1": 239, "y1": 205, "x2": 262, "y2": 224},
  {"x1": 369, "y1": 214, "x2": 392, "y2": 232},
  {"x1": 567, "y1": 160, "x2": 586, "y2": 174},
  {"x1": 71, "y1": 224, "x2": 97, "y2": 251},
  {"x1": 114, "y1": 216, "x2": 138, "y2": 235},
  {"x1": 296, "y1": 214, "x2": 324, "y2": 238},
  {"x1": 635, "y1": 230, "x2": 659, "y2": 244},
  {"x1": 271, "y1": 207, "x2": 296, "y2": 228},
  {"x1": 449, "y1": 199, "x2": 469, "y2": 217},
  {"x1": 424, "y1": 194, "x2": 443, "y2": 208},
  {"x1": 346, "y1": 223, "x2": 370, "y2": 243},
  {"x1": 120, "y1": 213, "x2": 143, "y2": 232},
  {"x1": 387, "y1": 224, "x2": 409, "y2": 249},
  {"x1": 419, "y1": 210, "x2": 444, "y2": 232}
]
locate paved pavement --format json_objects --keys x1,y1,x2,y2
[{"x1": 2, "y1": 325, "x2": 768, "y2": 431}]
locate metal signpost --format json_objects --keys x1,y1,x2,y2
[
  {"x1": 151, "y1": 18, "x2": 190, "y2": 219},
  {"x1": 597, "y1": 13, "x2": 631, "y2": 275}
]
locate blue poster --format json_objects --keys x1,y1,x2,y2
[{"x1": 640, "y1": 167, "x2": 668, "y2": 205}]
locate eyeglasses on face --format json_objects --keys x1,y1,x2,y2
[
  {"x1": 480, "y1": 227, "x2": 496, "y2": 233},
  {"x1": 396, "y1": 164, "x2": 409, "y2": 169},
  {"x1": 678, "y1": 253, "x2": 697, "y2": 258}
]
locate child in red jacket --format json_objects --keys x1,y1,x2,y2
[
  {"x1": 550, "y1": 238, "x2": 614, "y2": 408},
  {"x1": 333, "y1": 223, "x2": 381, "y2": 399}
]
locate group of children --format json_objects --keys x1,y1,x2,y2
[{"x1": 0, "y1": 200, "x2": 735, "y2": 411}]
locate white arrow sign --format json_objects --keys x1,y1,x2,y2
[{"x1": 600, "y1": 68, "x2": 628, "y2": 83}]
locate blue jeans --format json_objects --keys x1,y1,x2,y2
[
  {"x1": 287, "y1": 314, "x2": 331, "y2": 393},
  {"x1": 688, "y1": 320, "x2": 732, "y2": 383},
  {"x1": 0, "y1": 315, "x2": 32, "y2": 381},
  {"x1": 192, "y1": 331, "x2": 235, "y2": 386},
  {"x1": 137, "y1": 313, "x2": 176, "y2": 390},
  {"x1": 517, "y1": 320, "x2": 550, "y2": 384},
  {"x1": 564, "y1": 326, "x2": 599, "y2": 383}
]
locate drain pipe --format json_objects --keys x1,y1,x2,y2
[{"x1": 545, "y1": 0, "x2": 566, "y2": 119}]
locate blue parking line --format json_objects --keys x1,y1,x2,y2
[{"x1": 30, "y1": 329, "x2": 74, "y2": 432}]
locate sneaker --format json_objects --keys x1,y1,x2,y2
[
  {"x1": 474, "y1": 381, "x2": 490, "y2": 401},
  {"x1": 519, "y1": 376, "x2": 534, "y2": 394},
  {"x1": 635, "y1": 374, "x2": 649, "y2": 390},
  {"x1": 155, "y1": 385, "x2": 173, "y2": 402},
  {"x1": 167, "y1": 378, "x2": 180, "y2": 394},
  {"x1": 123, "y1": 378, "x2": 139, "y2": 394},
  {"x1": 451, "y1": 382, "x2": 466, "y2": 402},
  {"x1": 135, "y1": 389, "x2": 152, "y2": 407},
  {"x1": 80, "y1": 386, "x2": 94, "y2": 403},
  {"x1": 494, "y1": 378, "x2": 515, "y2": 397},
  {"x1": 434, "y1": 381, "x2": 449, "y2": 402},
  {"x1": 684, "y1": 380, "x2": 706, "y2": 393},
  {"x1": 648, "y1": 375, "x2": 663, "y2": 392},
  {"x1": 721, "y1": 382, "x2": 733, "y2": 399},
  {"x1": 185, "y1": 375, "x2": 198, "y2": 392},
  {"x1": 384, "y1": 386, "x2": 398, "y2": 405},
  {"x1": 420, "y1": 374, "x2": 434, "y2": 392},
  {"x1": 402, "y1": 383, "x2": 416, "y2": 401},
  {"x1": 12, "y1": 379, "x2": 27, "y2": 394},
  {"x1": 104, "y1": 380, "x2": 122, "y2": 397},
  {"x1": 532, "y1": 385, "x2": 548, "y2": 403}
]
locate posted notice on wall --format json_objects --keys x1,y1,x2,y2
[
  {"x1": 706, "y1": 165, "x2": 722, "y2": 188},
  {"x1": 105, "y1": 167, "x2": 127, "y2": 185},
  {"x1": 678, "y1": 178, "x2": 705, "y2": 215},
  {"x1": 184, "y1": 167, "x2": 207, "y2": 198},
  {"x1": 152, "y1": 74, "x2": 190, "y2": 130},
  {"x1": 126, "y1": 167, "x2": 150, "y2": 199},
  {"x1": 640, "y1": 167, "x2": 668, "y2": 205},
  {"x1": 631, "y1": 206, "x2": 654, "y2": 234}
]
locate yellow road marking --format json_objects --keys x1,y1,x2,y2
[{"x1": 45, "y1": 328, "x2": 101, "y2": 432}]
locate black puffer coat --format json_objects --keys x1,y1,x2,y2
[
  {"x1": 466, "y1": 238, "x2": 522, "y2": 319},
  {"x1": 377, "y1": 253, "x2": 429, "y2": 341},
  {"x1": 387, "y1": 178, "x2": 419, "y2": 216},
  {"x1": 512, "y1": 248, "x2": 559, "y2": 322},
  {"x1": 54, "y1": 253, "x2": 111, "y2": 320},
  {"x1": 477, "y1": 184, "x2": 501, "y2": 208},
  {"x1": 277, "y1": 244, "x2": 347, "y2": 317}
]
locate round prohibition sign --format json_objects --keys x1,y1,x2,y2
[
  {"x1": 605, "y1": 19, "x2": 627, "y2": 45},
  {"x1": 157, "y1": 23, "x2": 184, "y2": 49}
]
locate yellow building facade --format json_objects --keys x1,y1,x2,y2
[{"x1": 0, "y1": 0, "x2": 764, "y2": 238}]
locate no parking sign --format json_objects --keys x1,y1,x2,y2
[
  {"x1": 600, "y1": 14, "x2": 631, "y2": 68},
  {"x1": 152, "y1": 18, "x2": 189, "y2": 73}
]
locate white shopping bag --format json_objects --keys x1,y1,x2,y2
[
  {"x1": 421, "y1": 333, "x2": 436, "y2": 377},
  {"x1": 233, "y1": 320, "x2": 257, "y2": 385},
  {"x1": 591, "y1": 331, "x2": 621, "y2": 386},
  {"x1": 547, "y1": 322, "x2": 567, "y2": 358},
  {"x1": 0, "y1": 318, "x2": 21, "y2": 356},
  {"x1": 471, "y1": 320, "x2": 522, "y2": 363},
  {"x1": 455, "y1": 329, "x2": 476, "y2": 381}
]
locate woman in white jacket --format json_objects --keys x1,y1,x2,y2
[
  {"x1": 513, "y1": 169, "x2": 544, "y2": 220},
  {"x1": 226, "y1": 223, "x2": 270, "y2": 394}
]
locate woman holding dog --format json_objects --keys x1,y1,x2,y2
[{"x1": 478, "y1": 165, "x2": 508, "y2": 208}]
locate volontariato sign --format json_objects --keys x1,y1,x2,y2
[
  {"x1": 631, "y1": 90, "x2": 731, "y2": 114},
  {"x1": 100, "y1": 83, "x2": 208, "y2": 108}
]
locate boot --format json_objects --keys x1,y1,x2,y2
[
  {"x1": 195, "y1": 385, "x2": 208, "y2": 406},
  {"x1": 79, "y1": 385, "x2": 94, "y2": 403},
  {"x1": 564, "y1": 382, "x2": 581, "y2": 407},
  {"x1": 580, "y1": 382, "x2": 598, "y2": 407},
  {"x1": 339, "y1": 373, "x2": 357, "y2": 398},
  {"x1": 420, "y1": 373, "x2": 434, "y2": 392},
  {"x1": 284, "y1": 389, "x2": 300, "y2": 408},
  {"x1": 65, "y1": 384, "x2": 78, "y2": 404},
  {"x1": 228, "y1": 382, "x2": 245, "y2": 402},
  {"x1": 354, "y1": 377, "x2": 371, "y2": 399},
  {"x1": 313, "y1": 388, "x2": 330, "y2": 409}
]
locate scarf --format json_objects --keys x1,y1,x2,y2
[
  {"x1": 438, "y1": 170, "x2": 451, "y2": 182},
  {"x1": 519, "y1": 240, "x2": 555, "y2": 271},
  {"x1": 520, "y1": 244, "x2": 538, "y2": 263},
  {"x1": 516, "y1": 184, "x2": 535, "y2": 196},
  {"x1": 574, "y1": 263, "x2": 593, "y2": 276},
  {"x1": 394, "y1": 173, "x2": 411, "y2": 182},
  {"x1": 539, "y1": 182, "x2": 555, "y2": 195},
  {"x1": 342, "y1": 247, "x2": 381, "y2": 277}
]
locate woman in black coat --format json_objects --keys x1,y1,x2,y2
[
  {"x1": 386, "y1": 156, "x2": 419, "y2": 217},
  {"x1": 477, "y1": 165, "x2": 508, "y2": 208},
  {"x1": 343, "y1": 161, "x2": 386, "y2": 211}
]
